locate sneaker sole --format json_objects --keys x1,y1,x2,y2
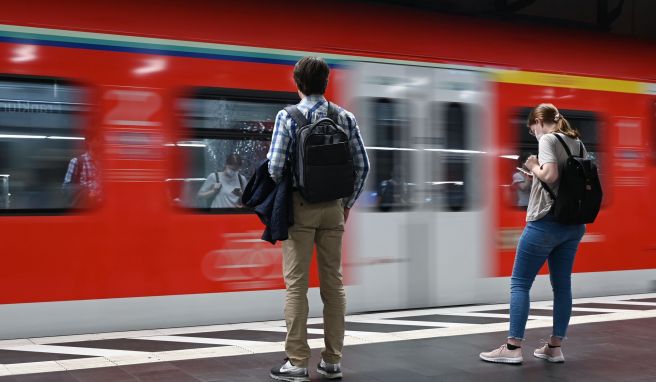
[
  {"x1": 269, "y1": 372, "x2": 310, "y2": 382},
  {"x1": 533, "y1": 351, "x2": 565, "y2": 363},
  {"x1": 479, "y1": 354, "x2": 523, "y2": 364},
  {"x1": 317, "y1": 368, "x2": 343, "y2": 379}
]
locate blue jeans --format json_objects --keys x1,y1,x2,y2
[{"x1": 508, "y1": 214, "x2": 585, "y2": 340}]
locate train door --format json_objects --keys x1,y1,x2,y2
[
  {"x1": 346, "y1": 62, "x2": 490, "y2": 311},
  {"x1": 346, "y1": 63, "x2": 416, "y2": 311},
  {"x1": 424, "y1": 69, "x2": 491, "y2": 306}
]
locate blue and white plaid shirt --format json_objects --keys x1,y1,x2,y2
[{"x1": 267, "y1": 95, "x2": 369, "y2": 209}]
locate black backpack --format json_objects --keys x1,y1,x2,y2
[
  {"x1": 540, "y1": 134, "x2": 602, "y2": 225},
  {"x1": 285, "y1": 102, "x2": 355, "y2": 203}
]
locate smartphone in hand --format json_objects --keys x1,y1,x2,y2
[{"x1": 516, "y1": 167, "x2": 532, "y2": 176}]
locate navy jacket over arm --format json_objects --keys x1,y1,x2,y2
[{"x1": 241, "y1": 160, "x2": 293, "y2": 244}]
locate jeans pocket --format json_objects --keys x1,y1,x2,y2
[{"x1": 525, "y1": 221, "x2": 557, "y2": 248}]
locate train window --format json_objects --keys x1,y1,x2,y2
[
  {"x1": 172, "y1": 88, "x2": 298, "y2": 213},
  {"x1": 0, "y1": 77, "x2": 91, "y2": 213},
  {"x1": 515, "y1": 107, "x2": 600, "y2": 154},
  {"x1": 363, "y1": 98, "x2": 412, "y2": 212},
  {"x1": 428, "y1": 102, "x2": 475, "y2": 212},
  {"x1": 508, "y1": 107, "x2": 604, "y2": 208}
]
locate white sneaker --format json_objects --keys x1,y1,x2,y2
[
  {"x1": 533, "y1": 341, "x2": 565, "y2": 363},
  {"x1": 317, "y1": 358, "x2": 342, "y2": 379},
  {"x1": 479, "y1": 343, "x2": 523, "y2": 364},
  {"x1": 270, "y1": 358, "x2": 310, "y2": 382}
]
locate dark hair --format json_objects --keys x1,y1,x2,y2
[
  {"x1": 527, "y1": 103, "x2": 580, "y2": 139},
  {"x1": 293, "y1": 56, "x2": 330, "y2": 95},
  {"x1": 226, "y1": 153, "x2": 242, "y2": 167}
]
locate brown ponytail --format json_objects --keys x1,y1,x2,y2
[
  {"x1": 527, "y1": 103, "x2": 580, "y2": 139},
  {"x1": 554, "y1": 115, "x2": 579, "y2": 138}
]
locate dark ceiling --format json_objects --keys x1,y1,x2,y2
[{"x1": 365, "y1": 0, "x2": 656, "y2": 41}]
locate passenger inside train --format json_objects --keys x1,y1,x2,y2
[
  {"x1": 511, "y1": 152, "x2": 531, "y2": 209},
  {"x1": 197, "y1": 153, "x2": 247, "y2": 209},
  {"x1": 376, "y1": 165, "x2": 409, "y2": 212},
  {"x1": 62, "y1": 133, "x2": 102, "y2": 208}
]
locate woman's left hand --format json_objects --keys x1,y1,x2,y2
[{"x1": 524, "y1": 155, "x2": 539, "y2": 172}]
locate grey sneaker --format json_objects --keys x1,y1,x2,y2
[
  {"x1": 479, "y1": 344, "x2": 523, "y2": 364},
  {"x1": 534, "y1": 341, "x2": 565, "y2": 363},
  {"x1": 317, "y1": 358, "x2": 342, "y2": 379},
  {"x1": 270, "y1": 358, "x2": 310, "y2": 382}
]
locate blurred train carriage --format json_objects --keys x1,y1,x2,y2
[{"x1": 0, "y1": 1, "x2": 655, "y2": 338}]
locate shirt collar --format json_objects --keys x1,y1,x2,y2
[{"x1": 300, "y1": 94, "x2": 326, "y2": 107}]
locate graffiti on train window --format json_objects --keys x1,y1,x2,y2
[
  {"x1": 171, "y1": 139, "x2": 269, "y2": 209},
  {"x1": 0, "y1": 77, "x2": 94, "y2": 213},
  {"x1": 171, "y1": 88, "x2": 299, "y2": 213}
]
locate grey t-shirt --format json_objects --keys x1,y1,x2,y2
[
  {"x1": 526, "y1": 133, "x2": 587, "y2": 222},
  {"x1": 198, "y1": 171, "x2": 247, "y2": 208}
]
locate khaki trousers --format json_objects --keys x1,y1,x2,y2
[{"x1": 282, "y1": 192, "x2": 345, "y2": 367}]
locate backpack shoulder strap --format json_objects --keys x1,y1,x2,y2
[
  {"x1": 284, "y1": 105, "x2": 308, "y2": 129},
  {"x1": 553, "y1": 133, "x2": 573, "y2": 158},
  {"x1": 326, "y1": 101, "x2": 339, "y2": 123},
  {"x1": 238, "y1": 173, "x2": 246, "y2": 190},
  {"x1": 539, "y1": 178, "x2": 557, "y2": 200},
  {"x1": 578, "y1": 141, "x2": 585, "y2": 158}
]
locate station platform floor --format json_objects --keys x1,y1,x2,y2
[{"x1": 0, "y1": 293, "x2": 655, "y2": 381}]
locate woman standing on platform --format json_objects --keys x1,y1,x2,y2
[{"x1": 480, "y1": 103, "x2": 587, "y2": 364}]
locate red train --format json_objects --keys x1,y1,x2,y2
[{"x1": 0, "y1": 1, "x2": 655, "y2": 338}]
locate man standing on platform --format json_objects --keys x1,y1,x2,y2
[{"x1": 268, "y1": 56, "x2": 369, "y2": 381}]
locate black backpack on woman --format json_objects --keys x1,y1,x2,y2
[{"x1": 540, "y1": 134, "x2": 603, "y2": 224}]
